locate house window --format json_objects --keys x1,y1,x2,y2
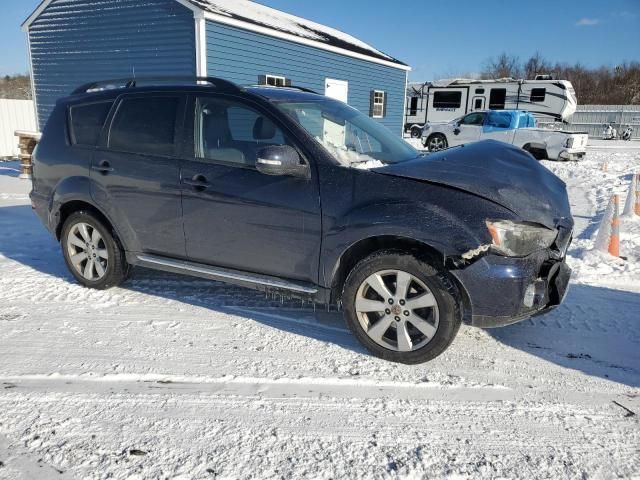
[
  {"x1": 475, "y1": 88, "x2": 485, "y2": 94},
  {"x1": 371, "y1": 90, "x2": 385, "y2": 118},
  {"x1": 530, "y1": 88, "x2": 546, "y2": 102},
  {"x1": 489, "y1": 88, "x2": 507, "y2": 110},
  {"x1": 260, "y1": 75, "x2": 287, "y2": 87},
  {"x1": 433, "y1": 91, "x2": 462, "y2": 109}
]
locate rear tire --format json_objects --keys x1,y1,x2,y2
[
  {"x1": 426, "y1": 134, "x2": 448, "y2": 152},
  {"x1": 61, "y1": 211, "x2": 128, "y2": 290},
  {"x1": 342, "y1": 251, "x2": 462, "y2": 364},
  {"x1": 410, "y1": 126, "x2": 422, "y2": 138},
  {"x1": 523, "y1": 145, "x2": 548, "y2": 161}
]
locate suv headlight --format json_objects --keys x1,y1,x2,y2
[{"x1": 486, "y1": 220, "x2": 557, "y2": 257}]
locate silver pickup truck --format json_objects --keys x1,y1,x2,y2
[{"x1": 421, "y1": 110, "x2": 588, "y2": 161}]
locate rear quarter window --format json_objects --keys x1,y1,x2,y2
[{"x1": 69, "y1": 101, "x2": 113, "y2": 146}]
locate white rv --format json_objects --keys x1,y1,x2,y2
[{"x1": 405, "y1": 77, "x2": 577, "y2": 137}]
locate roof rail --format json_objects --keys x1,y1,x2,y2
[
  {"x1": 250, "y1": 84, "x2": 319, "y2": 95},
  {"x1": 72, "y1": 76, "x2": 242, "y2": 95},
  {"x1": 286, "y1": 85, "x2": 318, "y2": 94}
]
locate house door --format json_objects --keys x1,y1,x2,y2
[{"x1": 324, "y1": 78, "x2": 349, "y2": 146}]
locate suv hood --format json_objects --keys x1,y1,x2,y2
[{"x1": 374, "y1": 140, "x2": 572, "y2": 229}]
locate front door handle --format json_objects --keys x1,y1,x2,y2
[
  {"x1": 92, "y1": 160, "x2": 114, "y2": 175},
  {"x1": 183, "y1": 174, "x2": 209, "y2": 191}
]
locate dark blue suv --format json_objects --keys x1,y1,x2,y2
[{"x1": 30, "y1": 77, "x2": 573, "y2": 364}]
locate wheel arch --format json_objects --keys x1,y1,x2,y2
[
  {"x1": 55, "y1": 199, "x2": 120, "y2": 246},
  {"x1": 329, "y1": 235, "x2": 445, "y2": 304}
]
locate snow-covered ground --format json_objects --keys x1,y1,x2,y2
[{"x1": 0, "y1": 144, "x2": 638, "y2": 479}]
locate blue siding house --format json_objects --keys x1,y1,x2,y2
[{"x1": 23, "y1": 0, "x2": 410, "y2": 132}]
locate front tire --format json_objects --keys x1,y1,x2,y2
[
  {"x1": 61, "y1": 211, "x2": 128, "y2": 290},
  {"x1": 426, "y1": 133, "x2": 448, "y2": 152},
  {"x1": 342, "y1": 252, "x2": 461, "y2": 364}
]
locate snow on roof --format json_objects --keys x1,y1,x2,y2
[{"x1": 186, "y1": 0, "x2": 407, "y2": 67}]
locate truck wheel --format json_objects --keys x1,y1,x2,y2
[
  {"x1": 523, "y1": 145, "x2": 548, "y2": 161},
  {"x1": 61, "y1": 211, "x2": 128, "y2": 290},
  {"x1": 410, "y1": 126, "x2": 422, "y2": 138},
  {"x1": 342, "y1": 251, "x2": 462, "y2": 364},
  {"x1": 426, "y1": 134, "x2": 448, "y2": 152}
]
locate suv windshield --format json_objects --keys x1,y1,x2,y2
[{"x1": 276, "y1": 98, "x2": 419, "y2": 168}]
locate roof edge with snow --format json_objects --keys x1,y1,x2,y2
[{"x1": 23, "y1": 0, "x2": 411, "y2": 72}]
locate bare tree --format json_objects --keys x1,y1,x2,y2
[
  {"x1": 0, "y1": 74, "x2": 32, "y2": 100},
  {"x1": 478, "y1": 54, "x2": 640, "y2": 104},
  {"x1": 524, "y1": 52, "x2": 552, "y2": 79},
  {"x1": 481, "y1": 53, "x2": 522, "y2": 79}
]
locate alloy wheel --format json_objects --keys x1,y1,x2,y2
[
  {"x1": 355, "y1": 269, "x2": 439, "y2": 352},
  {"x1": 428, "y1": 136, "x2": 445, "y2": 151},
  {"x1": 66, "y1": 222, "x2": 109, "y2": 281}
]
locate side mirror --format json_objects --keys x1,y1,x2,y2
[{"x1": 256, "y1": 145, "x2": 309, "y2": 179}]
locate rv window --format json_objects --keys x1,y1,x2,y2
[
  {"x1": 409, "y1": 97, "x2": 418, "y2": 116},
  {"x1": 474, "y1": 98, "x2": 483, "y2": 110},
  {"x1": 475, "y1": 88, "x2": 485, "y2": 94},
  {"x1": 433, "y1": 91, "x2": 462, "y2": 109},
  {"x1": 489, "y1": 89, "x2": 506, "y2": 110},
  {"x1": 530, "y1": 88, "x2": 546, "y2": 102}
]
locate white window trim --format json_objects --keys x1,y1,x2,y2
[
  {"x1": 372, "y1": 90, "x2": 385, "y2": 119},
  {"x1": 264, "y1": 75, "x2": 287, "y2": 87}
]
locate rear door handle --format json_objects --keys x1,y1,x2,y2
[
  {"x1": 182, "y1": 174, "x2": 209, "y2": 191},
  {"x1": 92, "y1": 161, "x2": 114, "y2": 175}
]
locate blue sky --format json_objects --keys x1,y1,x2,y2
[{"x1": 2, "y1": 0, "x2": 638, "y2": 80}]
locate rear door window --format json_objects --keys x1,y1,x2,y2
[
  {"x1": 108, "y1": 97, "x2": 181, "y2": 156},
  {"x1": 69, "y1": 101, "x2": 113, "y2": 146}
]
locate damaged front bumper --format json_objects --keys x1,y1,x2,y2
[{"x1": 450, "y1": 248, "x2": 572, "y2": 329}]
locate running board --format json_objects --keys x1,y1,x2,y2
[{"x1": 134, "y1": 254, "x2": 318, "y2": 295}]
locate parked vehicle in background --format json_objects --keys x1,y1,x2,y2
[
  {"x1": 602, "y1": 123, "x2": 618, "y2": 140},
  {"x1": 620, "y1": 125, "x2": 634, "y2": 141},
  {"x1": 30, "y1": 77, "x2": 574, "y2": 364},
  {"x1": 422, "y1": 110, "x2": 588, "y2": 161},
  {"x1": 405, "y1": 77, "x2": 577, "y2": 137}
]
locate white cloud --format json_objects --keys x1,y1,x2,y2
[
  {"x1": 613, "y1": 10, "x2": 638, "y2": 20},
  {"x1": 575, "y1": 18, "x2": 600, "y2": 26}
]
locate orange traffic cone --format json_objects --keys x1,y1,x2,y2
[
  {"x1": 622, "y1": 173, "x2": 639, "y2": 217},
  {"x1": 609, "y1": 195, "x2": 620, "y2": 257},
  {"x1": 594, "y1": 194, "x2": 621, "y2": 257}
]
